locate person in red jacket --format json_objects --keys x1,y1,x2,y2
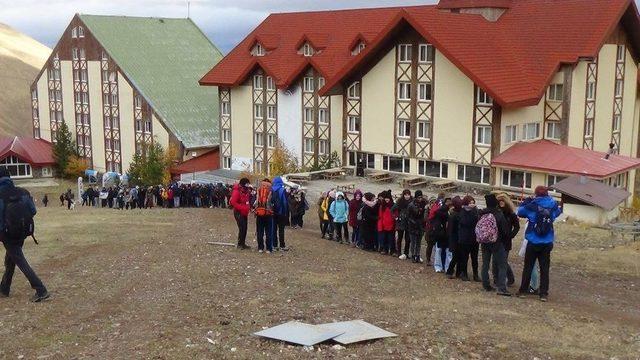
[
  {"x1": 230, "y1": 178, "x2": 251, "y2": 249},
  {"x1": 377, "y1": 191, "x2": 395, "y2": 255}
]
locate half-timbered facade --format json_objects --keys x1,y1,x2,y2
[
  {"x1": 200, "y1": 0, "x2": 640, "y2": 198},
  {"x1": 31, "y1": 14, "x2": 223, "y2": 173}
]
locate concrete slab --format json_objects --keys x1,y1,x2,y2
[
  {"x1": 317, "y1": 320, "x2": 397, "y2": 344},
  {"x1": 254, "y1": 321, "x2": 344, "y2": 346}
]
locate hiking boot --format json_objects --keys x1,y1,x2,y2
[
  {"x1": 31, "y1": 291, "x2": 50, "y2": 303},
  {"x1": 539, "y1": 296, "x2": 548, "y2": 302},
  {"x1": 460, "y1": 276, "x2": 470, "y2": 282},
  {"x1": 483, "y1": 286, "x2": 495, "y2": 292},
  {"x1": 399, "y1": 254, "x2": 407, "y2": 260},
  {"x1": 281, "y1": 247, "x2": 289, "y2": 252},
  {"x1": 497, "y1": 291, "x2": 512, "y2": 297},
  {"x1": 238, "y1": 244, "x2": 251, "y2": 250},
  {"x1": 258, "y1": 250, "x2": 264, "y2": 253}
]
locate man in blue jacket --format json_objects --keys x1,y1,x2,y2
[
  {"x1": 516, "y1": 186, "x2": 562, "y2": 302},
  {"x1": 271, "y1": 177, "x2": 289, "y2": 251},
  {"x1": 0, "y1": 167, "x2": 49, "y2": 302}
]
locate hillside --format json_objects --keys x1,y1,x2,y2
[{"x1": 0, "y1": 23, "x2": 50, "y2": 137}]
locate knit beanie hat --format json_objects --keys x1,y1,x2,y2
[
  {"x1": 414, "y1": 190, "x2": 423, "y2": 198},
  {"x1": 535, "y1": 186, "x2": 549, "y2": 197},
  {"x1": 485, "y1": 194, "x2": 499, "y2": 208}
]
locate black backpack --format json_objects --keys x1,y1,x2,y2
[
  {"x1": 1, "y1": 186, "x2": 36, "y2": 244},
  {"x1": 533, "y1": 206, "x2": 553, "y2": 237}
]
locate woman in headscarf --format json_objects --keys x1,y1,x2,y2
[
  {"x1": 348, "y1": 190, "x2": 363, "y2": 247},
  {"x1": 392, "y1": 189, "x2": 412, "y2": 259},
  {"x1": 377, "y1": 191, "x2": 395, "y2": 255}
]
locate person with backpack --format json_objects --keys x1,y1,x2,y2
[
  {"x1": 477, "y1": 194, "x2": 512, "y2": 296},
  {"x1": 516, "y1": 186, "x2": 562, "y2": 302},
  {"x1": 230, "y1": 178, "x2": 251, "y2": 250},
  {"x1": 271, "y1": 177, "x2": 289, "y2": 251},
  {"x1": 407, "y1": 190, "x2": 427, "y2": 263},
  {"x1": 496, "y1": 193, "x2": 520, "y2": 287},
  {"x1": 392, "y1": 189, "x2": 412, "y2": 259},
  {"x1": 457, "y1": 195, "x2": 480, "y2": 282},
  {"x1": 329, "y1": 192, "x2": 350, "y2": 243},
  {"x1": 425, "y1": 193, "x2": 445, "y2": 265},
  {"x1": 432, "y1": 198, "x2": 451, "y2": 273},
  {"x1": 0, "y1": 168, "x2": 49, "y2": 302},
  {"x1": 377, "y1": 191, "x2": 395, "y2": 255},
  {"x1": 348, "y1": 190, "x2": 363, "y2": 247},
  {"x1": 360, "y1": 192, "x2": 378, "y2": 251},
  {"x1": 254, "y1": 179, "x2": 273, "y2": 253},
  {"x1": 446, "y1": 196, "x2": 463, "y2": 279}
]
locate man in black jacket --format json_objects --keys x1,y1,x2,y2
[
  {"x1": 0, "y1": 168, "x2": 49, "y2": 302},
  {"x1": 479, "y1": 194, "x2": 512, "y2": 296}
]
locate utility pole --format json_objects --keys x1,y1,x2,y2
[{"x1": 187, "y1": 1, "x2": 191, "y2": 19}]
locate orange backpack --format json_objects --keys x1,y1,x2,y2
[{"x1": 255, "y1": 184, "x2": 272, "y2": 217}]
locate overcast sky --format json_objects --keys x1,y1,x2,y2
[{"x1": 0, "y1": 0, "x2": 438, "y2": 53}]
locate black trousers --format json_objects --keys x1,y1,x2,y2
[
  {"x1": 256, "y1": 216, "x2": 273, "y2": 251},
  {"x1": 493, "y1": 250, "x2": 515, "y2": 285},
  {"x1": 446, "y1": 245, "x2": 460, "y2": 276},
  {"x1": 519, "y1": 242, "x2": 553, "y2": 297},
  {"x1": 396, "y1": 230, "x2": 410, "y2": 256},
  {"x1": 234, "y1": 211, "x2": 248, "y2": 246},
  {"x1": 458, "y1": 242, "x2": 479, "y2": 278},
  {"x1": 0, "y1": 239, "x2": 47, "y2": 296},
  {"x1": 481, "y1": 243, "x2": 508, "y2": 292},
  {"x1": 334, "y1": 222, "x2": 349, "y2": 241},
  {"x1": 272, "y1": 216, "x2": 286, "y2": 248}
]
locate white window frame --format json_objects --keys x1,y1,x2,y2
[
  {"x1": 613, "y1": 114, "x2": 621, "y2": 132},
  {"x1": 303, "y1": 77, "x2": 315, "y2": 93},
  {"x1": 477, "y1": 89, "x2": 493, "y2": 105},
  {"x1": 223, "y1": 156, "x2": 232, "y2": 170},
  {"x1": 221, "y1": 102, "x2": 230, "y2": 116},
  {"x1": 546, "y1": 174, "x2": 567, "y2": 190},
  {"x1": 548, "y1": 84, "x2": 563, "y2": 102},
  {"x1": 398, "y1": 44, "x2": 412, "y2": 63},
  {"x1": 397, "y1": 119, "x2": 411, "y2": 138},
  {"x1": 253, "y1": 75, "x2": 263, "y2": 90},
  {"x1": 78, "y1": 26, "x2": 84, "y2": 38},
  {"x1": 457, "y1": 164, "x2": 490, "y2": 185},
  {"x1": 0, "y1": 156, "x2": 33, "y2": 179},
  {"x1": 505, "y1": 125, "x2": 518, "y2": 143},
  {"x1": 615, "y1": 79, "x2": 623, "y2": 97},
  {"x1": 418, "y1": 160, "x2": 448, "y2": 178},
  {"x1": 418, "y1": 83, "x2": 432, "y2": 102},
  {"x1": 266, "y1": 76, "x2": 275, "y2": 91},
  {"x1": 71, "y1": 27, "x2": 78, "y2": 38},
  {"x1": 41, "y1": 166, "x2": 52, "y2": 178},
  {"x1": 318, "y1": 139, "x2": 329, "y2": 155},
  {"x1": 416, "y1": 121, "x2": 430, "y2": 140},
  {"x1": 267, "y1": 133, "x2": 276, "y2": 148},
  {"x1": 347, "y1": 116, "x2": 360, "y2": 133},
  {"x1": 254, "y1": 104, "x2": 263, "y2": 119},
  {"x1": 347, "y1": 82, "x2": 360, "y2": 99},
  {"x1": 254, "y1": 43, "x2": 265, "y2": 56},
  {"x1": 222, "y1": 129, "x2": 231, "y2": 143},
  {"x1": 318, "y1": 77, "x2": 325, "y2": 89},
  {"x1": 318, "y1": 108, "x2": 328, "y2": 124},
  {"x1": 522, "y1": 122, "x2": 541, "y2": 140},
  {"x1": 303, "y1": 108, "x2": 314, "y2": 123},
  {"x1": 382, "y1": 155, "x2": 411, "y2": 174},
  {"x1": 546, "y1": 122, "x2": 561, "y2": 140},
  {"x1": 302, "y1": 43, "x2": 314, "y2": 57},
  {"x1": 585, "y1": 118, "x2": 594, "y2": 138},
  {"x1": 398, "y1": 82, "x2": 411, "y2": 101},
  {"x1": 254, "y1": 132, "x2": 264, "y2": 147},
  {"x1": 304, "y1": 138, "x2": 314, "y2": 154},
  {"x1": 502, "y1": 169, "x2": 532, "y2": 189},
  {"x1": 72, "y1": 48, "x2": 79, "y2": 60},
  {"x1": 617, "y1": 45, "x2": 625, "y2": 62},
  {"x1": 586, "y1": 82, "x2": 596, "y2": 100},
  {"x1": 476, "y1": 125, "x2": 492, "y2": 146},
  {"x1": 267, "y1": 105, "x2": 276, "y2": 120},
  {"x1": 418, "y1": 44, "x2": 434, "y2": 63}
]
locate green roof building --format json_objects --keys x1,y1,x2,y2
[{"x1": 30, "y1": 14, "x2": 223, "y2": 173}]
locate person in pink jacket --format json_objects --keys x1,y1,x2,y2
[{"x1": 377, "y1": 191, "x2": 395, "y2": 255}]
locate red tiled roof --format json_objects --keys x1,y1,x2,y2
[
  {"x1": 436, "y1": 0, "x2": 513, "y2": 9},
  {"x1": 491, "y1": 140, "x2": 640, "y2": 178},
  {"x1": 171, "y1": 148, "x2": 220, "y2": 175},
  {"x1": 200, "y1": 0, "x2": 640, "y2": 108},
  {"x1": 0, "y1": 136, "x2": 54, "y2": 166}
]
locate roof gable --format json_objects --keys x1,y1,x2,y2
[
  {"x1": 0, "y1": 136, "x2": 53, "y2": 165},
  {"x1": 551, "y1": 175, "x2": 630, "y2": 211},
  {"x1": 79, "y1": 15, "x2": 224, "y2": 149}
]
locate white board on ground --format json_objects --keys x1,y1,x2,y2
[
  {"x1": 317, "y1": 320, "x2": 397, "y2": 345},
  {"x1": 254, "y1": 321, "x2": 343, "y2": 346}
]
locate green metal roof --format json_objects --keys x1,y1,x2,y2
[{"x1": 79, "y1": 14, "x2": 222, "y2": 149}]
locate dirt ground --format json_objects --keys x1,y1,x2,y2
[{"x1": 0, "y1": 182, "x2": 638, "y2": 359}]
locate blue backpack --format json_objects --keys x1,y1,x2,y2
[{"x1": 533, "y1": 206, "x2": 553, "y2": 237}]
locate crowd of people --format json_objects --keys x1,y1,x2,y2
[{"x1": 230, "y1": 175, "x2": 562, "y2": 302}]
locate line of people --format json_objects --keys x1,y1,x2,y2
[{"x1": 317, "y1": 186, "x2": 562, "y2": 301}]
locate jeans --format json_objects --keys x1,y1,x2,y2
[
  {"x1": 334, "y1": 222, "x2": 349, "y2": 242},
  {"x1": 195, "y1": 197, "x2": 201, "y2": 208},
  {"x1": 519, "y1": 242, "x2": 553, "y2": 297},
  {"x1": 493, "y1": 250, "x2": 515, "y2": 285},
  {"x1": 272, "y1": 217, "x2": 286, "y2": 248},
  {"x1": 321, "y1": 221, "x2": 333, "y2": 239},
  {"x1": 351, "y1": 226, "x2": 360, "y2": 246},
  {"x1": 458, "y1": 242, "x2": 479, "y2": 279},
  {"x1": 234, "y1": 211, "x2": 248, "y2": 246},
  {"x1": 530, "y1": 261, "x2": 540, "y2": 290},
  {"x1": 434, "y1": 244, "x2": 451, "y2": 272},
  {"x1": 409, "y1": 231, "x2": 423, "y2": 261},
  {"x1": 396, "y1": 230, "x2": 410, "y2": 256},
  {"x1": 377, "y1": 231, "x2": 394, "y2": 253},
  {"x1": 0, "y1": 239, "x2": 47, "y2": 296},
  {"x1": 446, "y1": 246, "x2": 459, "y2": 276},
  {"x1": 256, "y1": 216, "x2": 273, "y2": 251},
  {"x1": 482, "y1": 243, "x2": 508, "y2": 292}
]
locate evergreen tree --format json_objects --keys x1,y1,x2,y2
[
  {"x1": 126, "y1": 143, "x2": 169, "y2": 186},
  {"x1": 52, "y1": 122, "x2": 76, "y2": 176}
]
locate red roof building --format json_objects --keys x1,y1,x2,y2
[
  {"x1": 170, "y1": 148, "x2": 220, "y2": 177},
  {"x1": 0, "y1": 136, "x2": 54, "y2": 178}
]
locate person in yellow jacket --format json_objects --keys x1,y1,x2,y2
[{"x1": 320, "y1": 190, "x2": 336, "y2": 240}]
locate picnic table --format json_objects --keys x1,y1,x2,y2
[
  {"x1": 367, "y1": 171, "x2": 393, "y2": 183},
  {"x1": 610, "y1": 222, "x2": 640, "y2": 242},
  {"x1": 336, "y1": 183, "x2": 356, "y2": 194},
  {"x1": 432, "y1": 179, "x2": 457, "y2": 192},
  {"x1": 402, "y1": 176, "x2": 429, "y2": 188},
  {"x1": 287, "y1": 173, "x2": 311, "y2": 185},
  {"x1": 323, "y1": 169, "x2": 346, "y2": 180}
]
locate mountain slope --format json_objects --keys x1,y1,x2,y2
[{"x1": 0, "y1": 23, "x2": 50, "y2": 137}]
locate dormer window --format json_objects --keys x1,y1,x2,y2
[
  {"x1": 352, "y1": 41, "x2": 366, "y2": 56},
  {"x1": 78, "y1": 26, "x2": 84, "y2": 38},
  {"x1": 302, "y1": 43, "x2": 315, "y2": 57},
  {"x1": 71, "y1": 27, "x2": 78, "y2": 39},
  {"x1": 347, "y1": 82, "x2": 361, "y2": 99},
  {"x1": 252, "y1": 43, "x2": 265, "y2": 57}
]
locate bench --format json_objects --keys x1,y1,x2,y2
[
  {"x1": 368, "y1": 171, "x2": 393, "y2": 183},
  {"x1": 402, "y1": 176, "x2": 429, "y2": 188},
  {"x1": 432, "y1": 179, "x2": 457, "y2": 192},
  {"x1": 323, "y1": 169, "x2": 346, "y2": 180},
  {"x1": 610, "y1": 222, "x2": 640, "y2": 242},
  {"x1": 287, "y1": 174, "x2": 311, "y2": 185},
  {"x1": 337, "y1": 183, "x2": 356, "y2": 195}
]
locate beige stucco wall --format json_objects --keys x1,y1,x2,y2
[
  {"x1": 433, "y1": 50, "x2": 475, "y2": 163},
  {"x1": 88, "y1": 61, "x2": 105, "y2": 171},
  {"x1": 620, "y1": 48, "x2": 638, "y2": 157},
  {"x1": 230, "y1": 85, "x2": 254, "y2": 169},
  {"x1": 152, "y1": 113, "x2": 169, "y2": 150},
  {"x1": 361, "y1": 48, "x2": 395, "y2": 155},
  {"x1": 60, "y1": 61, "x2": 76, "y2": 138},
  {"x1": 118, "y1": 72, "x2": 135, "y2": 173},
  {"x1": 36, "y1": 73, "x2": 51, "y2": 141},
  {"x1": 330, "y1": 94, "x2": 343, "y2": 156},
  {"x1": 563, "y1": 203, "x2": 619, "y2": 226},
  {"x1": 568, "y1": 62, "x2": 587, "y2": 148},
  {"x1": 593, "y1": 45, "x2": 617, "y2": 152},
  {"x1": 500, "y1": 100, "x2": 544, "y2": 152}
]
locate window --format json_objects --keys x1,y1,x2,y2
[
  {"x1": 267, "y1": 134, "x2": 276, "y2": 148},
  {"x1": 254, "y1": 132, "x2": 264, "y2": 146},
  {"x1": 383, "y1": 156, "x2": 410, "y2": 173},
  {"x1": 79, "y1": 48, "x2": 86, "y2": 60},
  {"x1": 457, "y1": 164, "x2": 490, "y2": 184},
  {"x1": 319, "y1": 140, "x2": 329, "y2": 155},
  {"x1": 505, "y1": 125, "x2": 518, "y2": 143},
  {"x1": 398, "y1": 44, "x2": 412, "y2": 63},
  {"x1": 255, "y1": 161, "x2": 263, "y2": 173},
  {"x1": 113, "y1": 139, "x2": 120, "y2": 152},
  {"x1": 223, "y1": 156, "x2": 232, "y2": 169},
  {"x1": 347, "y1": 82, "x2": 360, "y2": 99},
  {"x1": 522, "y1": 122, "x2": 540, "y2": 140},
  {"x1": 303, "y1": 108, "x2": 314, "y2": 123},
  {"x1": 318, "y1": 109, "x2": 328, "y2": 124},
  {"x1": 417, "y1": 121, "x2": 430, "y2": 140},
  {"x1": 617, "y1": 45, "x2": 625, "y2": 62},
  {"x1": 302, "y1": 43, "x2": 314, "y2": 57},
  {"x1": 419, "y1": 44, "x2": 434, "y2": 63},
  {"x1": 222, "y1": 129, "x2": 231, "y2": 143},
  {"x1": 615, "y1": 79, "x2": 623, "y2": 97},
  {"x1": 254, "y1": 104, "x2": 263, "y2": 119},
  {"x1": 546, "y1": 122, "x2": 561, "y2": 140},
  {"x1": 72, "y1": 48, "x2": 78, "y2": 60},
  {"x1": 266, "y1": 76, "x2": 275, "y2": 91},
  {"x1": 352, "y1": 42, "x2": 366, "y2": 55},
  {"x1": 548, "y1": 84, "x2": 563, "y2": 102},
  {"x1": 31, "y1": 89, "x2": 37, "y2": 101},
  {"x1": 80, "y1": 70, "x2": 87, "y2": 82},
  {"x1": 347, "y1": 116, "x2": 360, "y2": 133},
  {"x1": 477, "y1": 89, "x2": 492, "y2": 105},
  {"x1": 41, "y1": 167, "x2": 52, "y2": 177},
  {"x1": 418, "y1": 160, "x2": 448, "y2": 178},
  {"x1": 318, "y1": 77, "x2": 326, "y2": 89},
  {"x1": 78, "y1": 26, "x2": 84, "y2": 38},
  {"x1": 101, "y1": 51, "x2": 108, "y2": 61},
  {"x1": 304, "y1": 138, "x2": 314, "y2": 153},
  {"x1": 144, "y1": 117, "x2": 152, "y2": 133},
  {"x1": 613, "y1": 114, "x2": 621, "y2": 132},
  {"x1": 418, "y1": 83, "x2": 432, "y2": 102},
  {"x1": 221, "y1": 102, "x2": 230, "y2": 116},
  {"x1": 585, "y1": 119, "x2": 594, "y2": 137},
  {"x1": 476, "y1": 125, "x2": 492, "y2": 146},
  {"x1": 502, "y1": 169, "x2": 532, "y2": 189},
  {"x1": 547, "y1": 175, "x2": 567, "y2": 189},
  {"x1": 135, "y1": 118, "x2": 143, "y2": 132},
  {"x1": 253, "y1": 75, "x2": 263, "y2": 90},
  {"x1": 71, "y1": 27, "x2": 78, "y2": 38},
  {"x1": 398, "y1": 82, "x2": 411, "y2": 100},
  {"x1": 303, "y1": 77, "x2": 315, "y2": 93},
  {"x1": 254, "y1": 43, "x2": 265, "y2": 56},
  {"x1": 397, "y1": 120, "x2": 411, "y2": 138},
  {"x1": 586, "y1": 82, "x2": 596, "y2": 100},
  {"x1": 267, "y1": 105, "x2": 276, "y2": 120}
]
